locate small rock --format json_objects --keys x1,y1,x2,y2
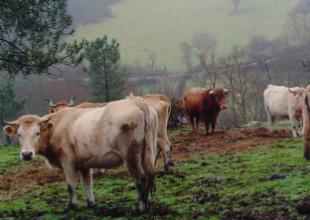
[
  {"x1": 201, "y1": 162, "x2": 209, "y2": 167},
  {"x1": 269, "y1": 174, "x2": 286, "y2": 180}
]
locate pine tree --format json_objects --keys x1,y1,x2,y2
[
  {"x1": 0, "y1": 82, "x2": 24, "y2": 145},
  {"x1": 84, "y1": 36, "x2": 125, "y2": 102},
  {"x1": 0, "y1": 0, "x2": 85, "y2": 78}
]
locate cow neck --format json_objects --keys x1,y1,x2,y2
[
  {"x1": 201, "y1": 96, "x2": 220, "y2": 113},
  {"x1": 38, "y1": 131, "x2": 62, "y2": 169},
  {"x1": 306, "y1": 94, "x2": 310, "y2": 113}
]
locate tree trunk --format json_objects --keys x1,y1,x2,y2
[
  {"x1": 0, "y1": 115, "x2": 11, "y2": 146},
  {"x1": 175, "y1": 75, "x2": 188, "y2": 98},
  {"x1": 104, "y1": 70, "x2": 110, "y2": 101}
]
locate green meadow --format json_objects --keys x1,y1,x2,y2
[
  {"x1": 73, "y1": 0, "x2": 300, "y2": 70},
  {"x1": 1, "y1": 136, "x2": 310, "y2": 219}
]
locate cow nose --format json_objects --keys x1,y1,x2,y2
[{"x1": 22, "y1": 152, "x2": 33, "y2": 161}]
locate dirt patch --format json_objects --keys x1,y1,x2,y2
[
  {"x1": 296, "y1": 195, "x2": 310, "y2": 215},
  {"x1": 0, "y1": 127, "x2": 292, "y2": 203},
  {"x1": 0, "y1": 161, "x2": 64, "y2": 202},
  {"x1": 170, "y1": 127, "x2": 291, "y2": 158},
  {"x1": 218, "y1": 189, "x2": 291, "y2": 220}
]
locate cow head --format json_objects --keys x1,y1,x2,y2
[
  {"x1": 209, "y1": 88, "x2": 229, "y2": 110},
  {"x1": 3, "y1": 115, "x2": 53, "y2": 161},
  {"x1": 45, "y1": 96, "x2": 76, "y2": 113},
  {"x1": 288, "y1": 87, "x2": 304, "y2": 97}
]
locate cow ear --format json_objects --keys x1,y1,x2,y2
[
  {"x1": 288, "y1": 88, "x2": 304, "y2": 97},
  {"x1": 3, "y1": 124, "x2": 18, "y2": 137},
  {"x1": 223, "y1": 89, "x2": 230, "y2": 95},
  {"x1": 40, "y1": 116, "x2": 54, "y2": 131}
]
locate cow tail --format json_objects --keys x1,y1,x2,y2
[
  {"x1": 143, "y1": 106, "x2": 157, "y2": 196},
  {"x1": 133, "y1": 97, "x2": 156, "y2": 196},
  {"x1": 167, "y1": 98, "x2": 172, "y2": 117}
]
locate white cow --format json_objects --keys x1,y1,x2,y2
[
  {"x1": 3, "y1": 96, "x2": 158, "y2": 212},
  {"x1": 263, "y1": 84, "x2": 303, "y2": 137}
]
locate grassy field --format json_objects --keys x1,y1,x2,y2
[
  {"x1": 1, "y1": 129, "x2": 310, "y2": 219},
  {"x1": 73, "y1": 0, "x2": 300, "y2": 70}
]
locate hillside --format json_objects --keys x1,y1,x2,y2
[{"x1": 71, "y1": 0, "x2": 299, "y2": 70}]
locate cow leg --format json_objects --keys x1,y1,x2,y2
[
  {"x1": 211, "y1": 121, "x2": 216, "y2": 135},
  {"x1": 289, "y1": 115, "x2": 299, "y2": 137},
  {"x1": 157, "y1": 137, "x2": 173, "y2": 171},
  {"x1": 266, "y1": 111, "x2": 276, "y2": 132},
  {"x1": 196, "y1": 119, "x2": 200, "y2": 133},
  {"x1": 204, "y1": 120, "x2": 210, "y2": 135},
  {"x1": 128, "y1": 172, "x2": 148, "y2": 213},
  {"x1": 126, "y1": 142, "x2": 148, "y2": 213},
  {"x1": 134, "y1": 177, "x2": 148, "y2": 213},
  {"x1": 189, "y1": 117, "x2": 195, "y2": 133},
  {"x1": 297, "y1": 117, "x2": 303, "y2": 136},
  {"x1": 62, "y1": 164, "x2": 78, "y2": 209},
  {"x1": 79, "y1": 169, "x2": 95, "y2": 207}
]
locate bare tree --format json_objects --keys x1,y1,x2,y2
[
  {"x1": 179, "y1": 41, "x2": 193, "y2": 71},
  {"x1": 222, "y1": 47, "x2": 256, "y2": 124},
  {"x1": 231, "y1": 0, "x2": 241, "y2": 14},
  {"x1": 286, "y1": 12, "x2": 310, "y2": 49},
  {"x1": 246, "y1": 35, "x2": 274, "y2": 80},
  {"x1": 145, "y1": 49, "x2": 157, "y2": 70},
  {"x1": 192, "y1": 32, "x2": 217, "y2": 67},
  {"x1": 191, "y1": 32, "x2": 218, "y2": 88},
  {"x1": 192, "y1": 52, "x2": 218, "y2": 88}
]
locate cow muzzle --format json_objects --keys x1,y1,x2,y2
[{"x1": 22, "y1": 151, "x2": 33, "y2": 161}]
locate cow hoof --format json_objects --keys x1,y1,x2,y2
[
  {"x1": 164, "y1": 161, "x2": 175, "y2": 171},
  {"x1": 87, "y1": 201, "x2": 96, "y2": 208},
  {"x1": 304, "y1": 154, "x2": 310, "y2": 161},
  {"x1": 137, "y1": 201, "x2": 147, "y2": 213},
  {"x1": 64, "y1": 203, "x2": 77, "y2": 212},
  {"x1": 168, "y1": 160, "x2": 175, "y2": 167}
]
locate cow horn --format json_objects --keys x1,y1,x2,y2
[
  {"x1": 44, "y1": 97, "x2": 54, "y2": 106},
  {"x1": 209, "y1": 90, "x2": 214, "y2": 94},
  {"x1": 4, "y1": 120, "x2": 19, "y2": 126},
  {"x1": 223, "y1": 89, "x2": 230, "y2": 93},
  {"x1": 288, "y1": 88, "x2": 304, "y2": 96},
  {"x1": 40, "y1": 115, "x2": 51, "y2": 123},
  {"x1": 68, "y1": 96, "x2": 76, "y2": 106}
]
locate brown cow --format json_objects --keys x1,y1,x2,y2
[
  {"x1": 4, "y1": 96, "x2": 157, "y2": 212},
  {"x1": 183, "y1": 87, "x2": 229, "y2": 135},
  {"x1": 46, "y1": 94, "x2": 173, "y2": 171}
]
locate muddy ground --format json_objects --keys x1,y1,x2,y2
[
  {"x1": 171, "y1": 126, "x2": 291, "y2": 156},
  {"x1": 0, "y1": 127, "x2": 291, "y2": 204}
]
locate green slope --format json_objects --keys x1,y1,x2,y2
[
  {"x1": 74, "y1": 0, "x2": 299, "y2": 70},
  {"x1": 2, "y1": 138, "x2": 310, "y2": 219}
]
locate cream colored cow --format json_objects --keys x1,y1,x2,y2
[
  {"x1": 4, "y1": 96, "x2": 158, "y2": 213},
  {"x1": 46, "y1": 94, "x2": 173, "y2": 170},
  {"x1": 143, "y1": 94, "x2": 172, "y2": 170},
  {"x1": 264, "y1": 84, "x2": 303, "y2": 137}
]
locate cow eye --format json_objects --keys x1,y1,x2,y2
[
  {"x1": 36, "y1": 132, "x2": 40, "y2": 136},
  {"x1": 17, "y1": 133, "x2": 21, "y2": 138}
]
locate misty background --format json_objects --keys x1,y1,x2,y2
[{"x1": 2, "y1": 0, "x2": 310, "y2": 128}]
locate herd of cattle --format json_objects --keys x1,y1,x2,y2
[{"x1": 2, "y1": 84, "x2": 310, "y2": 212}]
